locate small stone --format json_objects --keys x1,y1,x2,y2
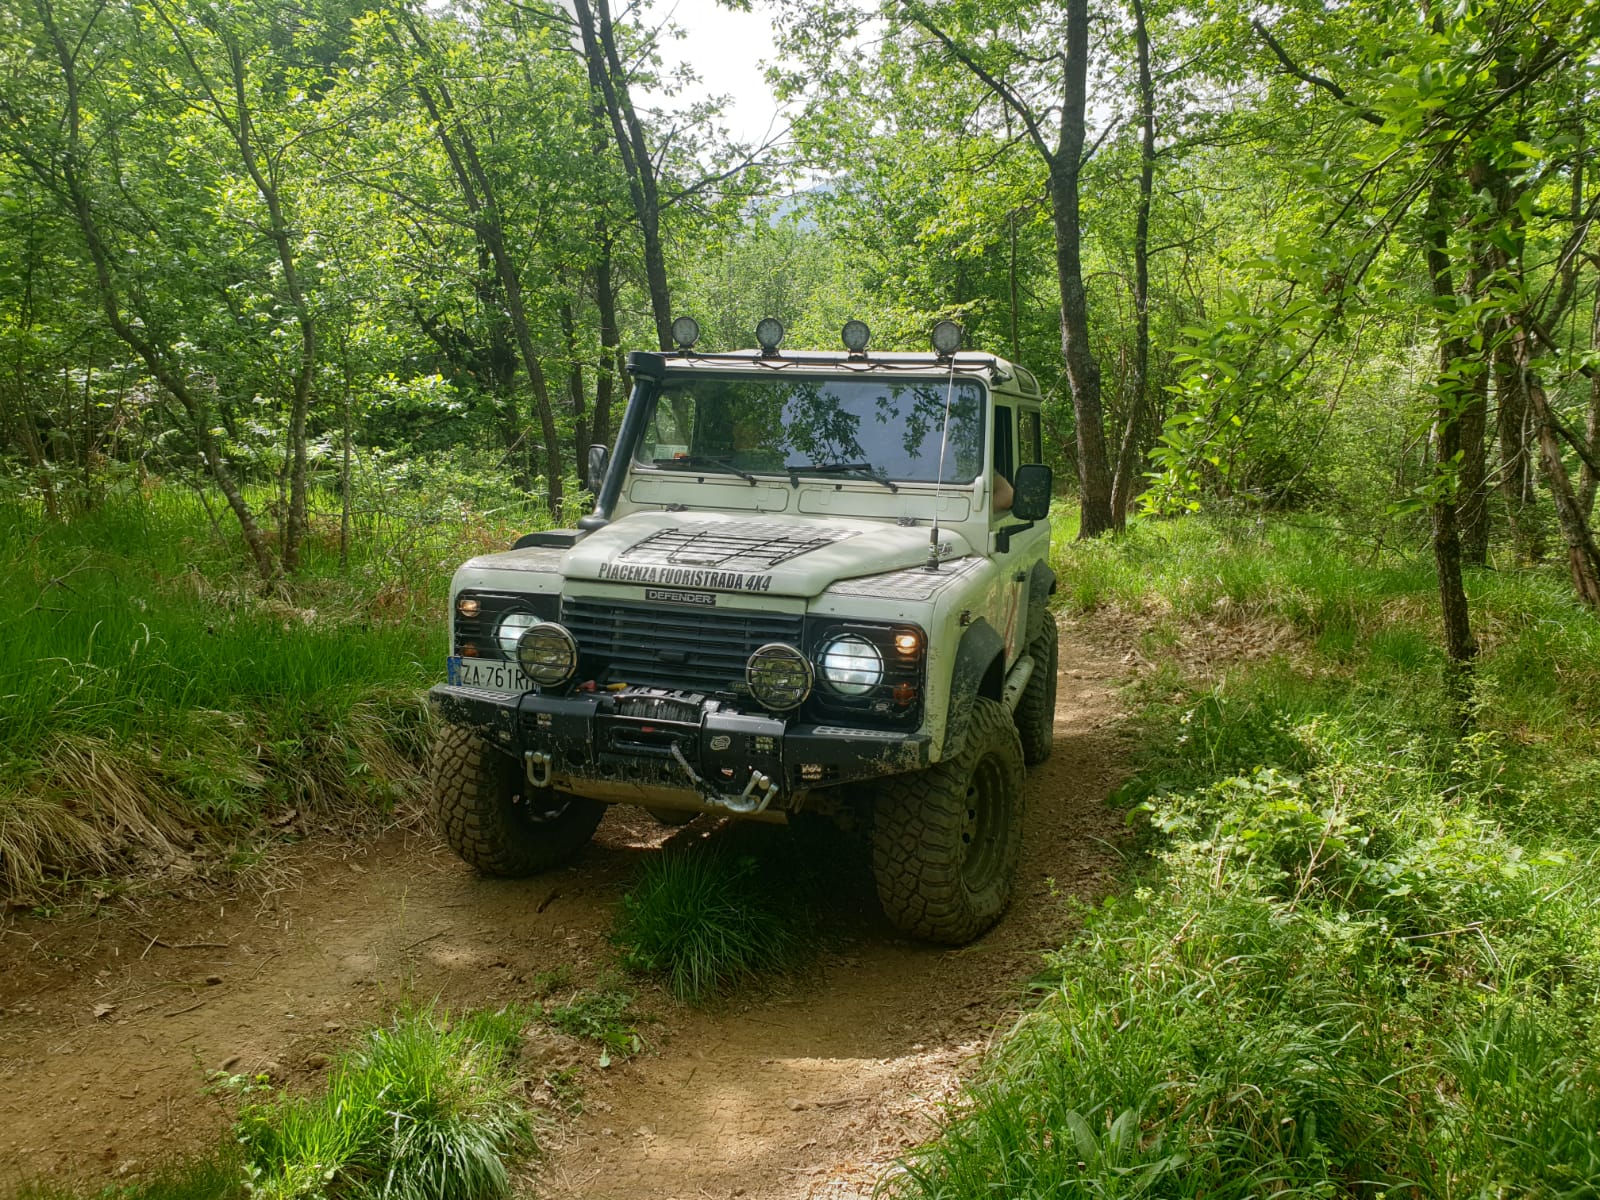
[
  {"x1": 601, "y1": 1127, "x2": 615, "y2": 1138},
  {"x1": 911, "y1": 1043, "x2": 925, "y2": 1051},
  {"x1": 323, "y1": 1021, "x2": 343, "y2": 1032},
  {"x1": 217, "y1": 1055, "x2": 241, "y2": 1072},
  {"x1": 306, "y1": 1053, "x2": 330, "y2": 1070},
  {"x1": 204, "y1": 974, "x2": 223, "y2": 986},
  {"x1": 786, "y1": 1098, "x2": 807, "y2": 1111},
  {"x1": 261, "y1": 1061, "x2": 285, "y2": 1082}
]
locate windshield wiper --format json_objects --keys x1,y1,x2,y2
[
  {"x1": 653, "y1": 455, "x2": 758, "y2": 485},
  {"x1": 787, "y1": 461, "x2": 899, "y2": 493}
]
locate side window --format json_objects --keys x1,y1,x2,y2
[
  {"x1": 993, "y1": 405, "x2": 1015, "y2": 481},
  {"x1": 1020, "y1": 409, "x2": 1041, "y2": 465}
]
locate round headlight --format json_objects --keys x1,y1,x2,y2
[
  {"x1": 820, "y1": 634, "x2": 883, "y2": 696},
  {"x1": 516, "y1": 621, "x2": 578, "y2": 686},
  {"x1": 496, "y1": 611, "x2": 542, "y2": 657},
  {"x1": 746, "y1": 643, "x2": 812, "y2": 711}
]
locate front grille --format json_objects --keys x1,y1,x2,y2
[{"x1": 563, "y1": 597, "x2": 802, "y2": 695}]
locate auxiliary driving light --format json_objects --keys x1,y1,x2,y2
[
  {"x1": 671, "y1": 315, "x2": 701, "y2": 350},
  {"x1": 457, "y1": 596, "x2": 481, "y2": 618},
  {"x1": 931, "y1": 319, "x2": 964, "y2": 357},
  {"x1": 515, "y1": 621, "x2": 579, "y2": 686},
  {"x1": 893, "y1": 630, "x2": 921, "y2": 655},
  {"x1": 746, "y1": 642, "x2": 812, "y2": 710},
  {"x1": 755, "y1": 317, "x2": 785, "y2": 355},
  {"x1": 820, "y1": 634, "x2": 883, "y2": 696},
  {"x1": 841, "y1": 319, "x2": 871, "y2": 353}
]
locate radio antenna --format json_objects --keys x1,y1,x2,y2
[{"x1": 924, "y1": 352, "x2": 960, "y2": 573}]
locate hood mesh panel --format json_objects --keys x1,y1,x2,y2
[{"x1": 618, "y1": 522, "x2": 856, "y2": 570}]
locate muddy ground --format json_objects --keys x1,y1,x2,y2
[{"x1": 0, "y1": 621, "x2": 1133, "y2": 1198}]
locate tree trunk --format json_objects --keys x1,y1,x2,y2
[
  {"x1": 399, "y1": 14, "x2": 564, "y2": 513},
  {"x1": 339, "y1": 341, "x2": 353, "y2": 572},
  {"x1": 574, "y1": 0, "x2": 673, "y2": 350},
  {"x1": 1581, "y1": 277, "x2": 1600, "y2": 521},
  {"x1": 1110, "y1": 0, "x2": 1155, "y2": 529},
  {"x1": 1494, "y1": 336, "x2": 1543, "y2": 563},
  {"x1": 1425, "y1": 180, "x2": 1477, "y2": 717},
  {"x1": 593, "y1": 227, "x2": 619, "y2": 454},
  {"x1": 1512, "y1": 326, "x2": 1600, "y2": 609},
  {"x1": 1456, "y1": 358, "x2": 1489, "y2": 566},
  {"x1": 559, "y1": 300, "x2": 589, "y2": 465},
  {"x1": 220, "y1": 39, "x2": 315, "y2": 572},
  {"x1": 32, "y1": 0, "x2": 275, "y2": 579},
  {"x1": 1051, "y1": 0, "x2": 1113, "y2": 539}
]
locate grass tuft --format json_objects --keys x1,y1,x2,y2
[
  {"x1": 235, "y1": 1005, "x2": 534, "y2": 1200},
  {"x1": 614, "y1": 845, "x2": 808, "y2": 1003}
]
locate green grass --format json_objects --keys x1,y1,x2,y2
[
  {"x1": 7, "y1": 1006, "x2": 536, "y2": 1200},
  {"x1": 8, "y1": 1151, "x2": 247, "y2": 1200},
  {"x1": 0, "y1": 478, "x2": 542, "y2": 897},
  {"x1": 236, "y1": 1006, "x2": 533, "y2": 1200},
  {"x1": 614, "y1": 843, "x2": 811, "y2": 1003},
  {"x1": 893, "y1": 513, "x2": 1600, "y2": 1198},
  {"x1": 541, "y1": 985, "x2": 644, "y2": 1065}
]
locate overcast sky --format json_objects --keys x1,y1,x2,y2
[{"x1": 641, "y1": 0, "x2": 791, "y2": 149}]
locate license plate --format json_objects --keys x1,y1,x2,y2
[{"x1": 447, "y1": 656, "x2": 529, "y2": 694}]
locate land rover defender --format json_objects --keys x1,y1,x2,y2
[{"x1": 428, "y1": 318, "x2": 1057, "y2": 943}]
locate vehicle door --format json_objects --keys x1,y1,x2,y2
[{"x1": 987, "y1": 401, "x2": 1051, "y2": 666}]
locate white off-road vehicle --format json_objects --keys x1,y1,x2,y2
[{"x1": 429, "y1": 319, "x2": 1057, "y2": 943}]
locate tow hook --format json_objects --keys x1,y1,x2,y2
[
  {"x1": 724, "y1": 769, "x2": 779, "y2": 815},
  {"x1": 524, "y1": 750, "x2": 553, "y2": 789},
  {"x1": 669, "y1": 742, "x2": 779, "y2": 814}
]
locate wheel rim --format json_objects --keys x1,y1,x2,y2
[{"x1": 959, "y1": 754, "x2": 1007, "y2": 890}]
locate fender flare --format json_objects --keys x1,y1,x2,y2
[
  {"x1": 1026, "y1": 561, "x2": 1057, "y2": 643},
  {"x1": 942, "y1": 618, "x2": 1006, "y2": 759}
]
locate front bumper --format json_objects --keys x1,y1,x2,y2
[{"x1": 429, "y1": 684, "x2": 930, "y2": 813}]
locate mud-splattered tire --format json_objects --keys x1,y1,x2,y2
[
  {"x1": 1014, "y1": 616, "x2": 1058, "y2": 766},
  {"x1": 870, "y1": 697, "x2": 1026, "y2": 944},
  {"x1": 430, "y1": 724, "x2": 605, "y2": 877}
]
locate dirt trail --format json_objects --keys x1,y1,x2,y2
[{"x1": 0, "y1": 622, "x2": 1131, "y2": 1197}]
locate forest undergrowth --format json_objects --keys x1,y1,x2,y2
[
  {"x1": 895, "y1": 515, "x2": 1600, "y2": 1197},
  {"x1": 0, "y1": 470, "x2": 554, "y2": 900}
]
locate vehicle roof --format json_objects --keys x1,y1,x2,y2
[{"x1": 651, "y1": 349, "x2": 1042, "y2": 397}]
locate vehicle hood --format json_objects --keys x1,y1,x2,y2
[{"x1": 560, "y1": 512, "x2": 972, "y2": 600}]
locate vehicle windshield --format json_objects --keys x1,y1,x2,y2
[{"x1": 634, "y1": 374, "x2": 986, "y2": 484}]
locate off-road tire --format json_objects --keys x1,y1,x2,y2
[
  {"x1": 870, "y1": 697, "x2": 1026, "y2": 944},
  {"x1": 1014, "y1": 616, "x2": 1058, "y2": 766},
  {"x1": 430, "y1": 724, "x2": 605, "y2": 876}
]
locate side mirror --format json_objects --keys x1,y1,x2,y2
[
  {"x1": 586, "y1": 443, "x2": 610, "y2": 495},
  {"x1": 1011, "y1": 463, "x2": 1053, "y2": 523}
]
